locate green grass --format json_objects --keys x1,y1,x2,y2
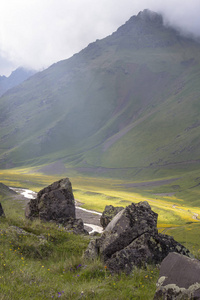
[
  {"x1": 0, "y1": 169, "x2": 200, "y2": 299},
  {"x1": 0, "y1": 195, "x2": 159, "y2": 300}
]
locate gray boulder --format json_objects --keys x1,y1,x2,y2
[
  {"x1": 105, "y1": 232, "x2": 191, "y2": 274},
  {"x1": 25, "y1": 178, "x2": 88, "y2": 235},
  {"x1": 100, "y1": 205, "x2": 123, "y2": 229},
  {"x1": 84, "y1": 202, "x2": 192, "y2": 274},
  {"x1": 154, "y1": 252, "x2": 200, "y2": 299},
  {"x1": 25, "y1": 178, "x2": 75, "y2": 223},
  {"x1": 98, "y1": 201, "x2": 158, "y2": 260}
]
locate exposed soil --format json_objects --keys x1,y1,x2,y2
[
  {"x1": 36, "y1": 161, "x2": 68, "y2": 175},
  {"x1": 76, "y1": 206, "x2": 101, "y2": 227}
]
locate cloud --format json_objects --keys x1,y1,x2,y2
[{"x1": 0, "y1": 0, "x2": 200, "y2": 75}]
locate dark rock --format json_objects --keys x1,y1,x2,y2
[
  {"x1": 154, "y1": 252, "x2": 200, "y2": 300},
  {"x1": 0, "y1": 203, "x2": 5, "y2": 217},
  {"x1": 97, "y1": 201, "x2": 158, "y2": 261},
  {"x1": 64, "y1": 218, "x2": 89, "y2": 235},
  {"x1": 84, "y1": 201, "x2": 157, "y2": 262},
  {"x1": 84, "y1": 202, "x2": 192, "y2": 274},
  {"x1": 25, "y1": 178, "x2": 88, "y2": 235},
  {"x1": 105, "y1": 232, "x2": 191, "y2": 274},
  {"x1": 25, "y1": 178, "x2": 76, "y2": 223},
  {"x1": 100, "y1": 205, "x2": 123, "y2": 229}
]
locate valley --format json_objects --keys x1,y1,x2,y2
[
  {"x1": 0, "y1": 167, "x2": 200, "y2": 252},
  {"x1": 1, "y1": 10, "x2": 200, "y2": 182},
  {"x1": 0, "y1": 9, "x2": 200, "y2": 298}
]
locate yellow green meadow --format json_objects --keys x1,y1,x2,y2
[{"x1": 0, "y1": 168, "x2": 199, "y2": 299}]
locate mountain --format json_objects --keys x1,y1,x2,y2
[
  {"x1": 0, "y1": 67, "x2": 36, "y2": 96},
  {"x1": 0, "y1": 9, "x2": 200, "y2": 180}
]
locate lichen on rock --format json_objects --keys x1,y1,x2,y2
[
  {"x1": 25, "y1": 178, "x2": 88, "y2": 235},
  {"x1": 84, "y1": 202, "x2": 192, "y2": 274}
]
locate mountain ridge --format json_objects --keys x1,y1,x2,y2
[
  {"x1": 0, "y1": 10, "x2": 200, "y2": 180},
  {"x1": 0, "y1": 67, "x2": 36, "y2": 97}
]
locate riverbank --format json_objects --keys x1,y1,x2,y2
[{"x1": 10, "y1": 187, "x2": 103, "y2": 233}]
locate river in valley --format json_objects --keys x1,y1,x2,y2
[{"x1": 10, "y1": 187, "x2": 103, "y2": 234}]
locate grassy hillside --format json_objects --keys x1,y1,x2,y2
[
  {"x1": 0, "y1": 170, "x2": 199, "y2": 299},
  {"x1": 0, "y1": 213, "x2": 158, "y2": 299},
  {"x1": 0, "y1": 67, "x2": 35, "y2": 97},
  {"x1": 0, "y1": 10, "x2": 200, "y2": 184}
]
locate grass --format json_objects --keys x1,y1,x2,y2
[
  {"x1": 0, "y1": 168, "x2": 200, "y2": 299},
  {"x1": 0, "y1": 196, "x2": 159, "y2": 300}
]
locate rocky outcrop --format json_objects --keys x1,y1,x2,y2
[
  {"x1": 100, "y1": 205, "x2": 123, "y2": 229},
  {"x1": 25, "y1": 178, "x2": 88, "y2": 235},
  {"x1": 154, "y1": 252, "x2": 200, "y2": 299},
  {"x1": 25, "y1": 178, "x2": 75, "y2": 222},
  {"x1": 84, "y1": 202, "x2": 192, "y2": 273}
]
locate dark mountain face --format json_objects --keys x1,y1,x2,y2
[
  {"x1": 0, "y1": 10, "x2": 200, "y2": 179},
  {"x1": 0, "y1": 67, "x2": 36, "y2": 97}
]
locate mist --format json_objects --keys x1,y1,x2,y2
[{"x1": 0, "y1": 0, "x2": 200, "y2": 76}]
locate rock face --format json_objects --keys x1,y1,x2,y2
[
  {"x1": 100, "y1": 205, "x2": 123, "y2": 229},
  {"x1": 25, "y1": 178, "x2": 88, "y2": 235},
  {"x1": 84, "y1": 202, "x2": 192, "y2": 273},
  {"x1": 154, "y1": 252, "x2": 200, "y2": 299},
  {"x1": 25, "y1": 178, "x2": 75, "y2": 223}
]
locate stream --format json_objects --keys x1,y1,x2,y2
[{"x1": 10, "y1": 187, "x2": 103, "y2": 234}]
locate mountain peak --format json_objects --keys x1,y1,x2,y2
[
  {"x1": 109, "y1": 9, "x2": 179, "y2": 50},
  {"x1": 137, "y1": 9, "x2": 163, "y2": 24},
  {"x1": 113, "y1": 9, "x2": 165, "y2": 36}
]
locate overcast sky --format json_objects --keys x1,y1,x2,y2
[{"x1": 0, "y1": 0, "x2": 200, "y2": 76}]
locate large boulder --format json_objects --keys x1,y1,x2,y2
[
  {"x1": 25, "y1": 178, "x2": 76, "y2": 223},
  {"x1": 25, "y1": 178, "x2": 88, "y2": 235},
  {"x1": 100, "y1": 205, "x2": 123, "y2": 229},
  {"x1": 154, "y1": 252, "x2": 200, "y2": 299},
  {"x1": 105, "y1": 232, "x2": 191, "y2": 274},
  {"x1": 97, "y1": 201, "x2": 158, "y2": 260},
  {"x1": 84, "y1": 202, "x2": 192, "y2": 273}
]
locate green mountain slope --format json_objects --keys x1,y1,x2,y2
[{"x1": 0, "y1": 9, "x2": 200, "y2": 179}]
